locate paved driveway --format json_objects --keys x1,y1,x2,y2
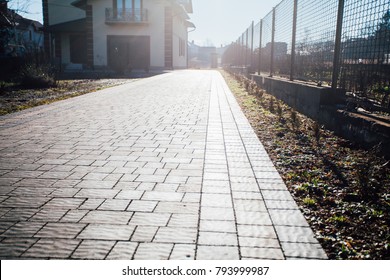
[{"x1": 0, "y1": 70, "x2": 327, "y2": 259}]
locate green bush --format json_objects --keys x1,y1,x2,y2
[{"x1": 19, "y1": 64, "x2": 56, "y2": 89}]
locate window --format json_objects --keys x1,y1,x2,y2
[
  {"x1": 113, "y1": 0, "x2": 143, "y2": 20},
  {"x1": 113, "y1": 0, "x2": 142, "y2": 10}
]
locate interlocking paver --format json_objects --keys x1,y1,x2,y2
[
  {"x1": 133, "y1": 243, "x2": 173, "y2": 260},
  {"x1": 131, "y1": 226, "x2": 158, "y2": 242},
  {"x1": 154, "y1": 227, "x2": 197, "y2": 244},
  {"x1": 71, "y1": 240, "x2": 115, "y2": 260},
  {"x1": 170, "y1": 244, "x2": 196, "y2": 260},
  {"x1": 77, "y1": 224, "x2": 135, "y2": 240},
  {"x1": 23, "y1": 239, "x2": 80, "y2": 259},
  {"x1": 106, "y1": 241, "x2": 138, "y2": 260},
  {"x1": 196, "y1": 246, "x2": 239, "y2": 260},
  {"x1": 0, "y1": 70, "x2": 326, "y2": 259},
  {"x1": 80, "y1": 210, "x2": 133, "y2": 224}
]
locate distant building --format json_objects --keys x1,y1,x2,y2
[
  {"x1": 0, "y1": 0, "x2": 43, "y2": 56},
  {"x1": 43, "y1": 0, "x2": 194, "y2": 72},
  {"x1": 188, "y1": 41, "x2": 217, "y2": 68}
]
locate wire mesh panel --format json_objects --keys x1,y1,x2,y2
[
  {"x1": 340, "y1": 0, "x2": 390, "y2": 106},
  {"x1": 228, "y1": 0, "x2": 389, "y2": 109},
  {"x1": 260, "y1": 11, "x2": 274, "y2": 74},
  {"x1": 274, "y1": 0, "x2": 294, "y2": 78},
  {"x1": 294, "y1": 0, "x2": 339, "y2": 85},
  {"x1": 247, "y1": 22, "x2": 254, "y2": 69},
  {"x1": 253, "y1": 21, "x2": 261, "y2": 73},
  {"x1": 253, "y1": 21, "x2": 261, "y2": 51}
]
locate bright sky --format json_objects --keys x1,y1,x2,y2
[
  {"x1": 189, "y1": 0, "x2": 282, "y2": 47},
  {"x1": 9, "y1": 0, "x2": 282, "y2": 47}
]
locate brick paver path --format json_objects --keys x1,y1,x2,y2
[{"x1": 0, "y1": 70, "x2": 327, "y2": 259}]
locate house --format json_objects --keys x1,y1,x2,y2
[
  {"x1": 0, "y1": 0, "x2": 44, "y2": 56},
  {"x1": 43, "y1": 0, "x2": 194, "y2": 72},
  {"x1": 188, "y1": 41, "x2": 218, "y2": 68}
]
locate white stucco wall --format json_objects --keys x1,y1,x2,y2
[
  {"x1": 48, "y1": 0, "x2": 85, "y2": 25},
  {"x1": 172, "y1": 15, "x2": 188, "y2": 68},
  {"x1": 90, "y1": 0, "x2": 166, "y2": 68}
]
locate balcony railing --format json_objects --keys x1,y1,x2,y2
[{"x1": 105, "y1": 8, "x2": 148, "y2": 24}]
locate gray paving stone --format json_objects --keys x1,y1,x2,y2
[
  {"x1": 23, "y1": 239, "x2": 81, "y2": 259},
  {"x1": 168, "y1": 214, "x2": 198, "y2": 228},
  {"x1": 115, "y1": 190, "x2": 144, "y2": 200},
  {"x1": 281, "y1": 242, "x2": 328, "y2": 259},
  {"x1": 241, "y1": 247, "x2": 285, "y2": 260},
  {"x1": 236, "y1": 211, "x2": 273, "y2": 226},
  {"x1": 126, "y1": 200, "x2": 157, "y2": 212},
  {"x1": 198, "y1": 232, "x2": 238, "y2": 246},
  {"x1": 200, "y1": 207, "x2": 235, "y2": 221},
  {"x1": 80, "y1": 210, "x2": 133, "y2": 224},
  {"x1": 106, "y1": 241, "x2": 138, "y2": 260},
  {"x1": 30, "y1": 209, "x2": 68, "y2": 222},
  {"x1": 43, "y1": 198, "x2": 85, "y2": 209},
  {"x1": 234, "y1": 199, "x2": 268, "y2": 212},
  {"x1": 142, "y1": 191, "x2": 183, "y2": 202},
  {"x1": 155, "y1": 202, "x2": 198, "y2": 214},
  {"x1": 239, "y1": 236, "x2": 280, "y2": 248},
  {"x1": 1, "y1": 196, "x2": 50, "y2": 208},
  {"x1": 60, "y1": 210, "x2": 89, "y2": 223},
  {"x1": 77, "y1": 224, "x2": 135, "y2": 240},
  {"x1": 78, "y1": 198, "x2": 105, "y2": 210},
  {"x1": 269, "y1": 210, "x2": 311, "y2": 227},
  {"x1": 133, "y1": 243, "x2": 173, "y2": 260},
  {"x1": 199, "y1": 220, "x2": 236, "y2": 233},
  {"x1": 129, "y1": 212, "x2": 170, "y2": 227},
  {"x1": 131, "y1": 226, "x2": 158, "y2": 242},
  {"x1": 154, "y1": 227, "x2": 197, "y2": 244},
  {"x1": 196, "y1": 246, "x2": 239, "y2": 260},
  {"x1": 71, "y1": 240, "x2": 115, "y2": 260},
  {"x1": 76, "y1": 180, "x2": 117, "y2": 189},
  {"x1": 34, "y1": 223, "x2": 86, "y2": 238},
  {"x1": 237, "y1": 225, "x2": 278, "y2": 239},
  {"x1": 96, "y1": 199, "x2": 130, "y2": 212},
  {"x1": 0, "y1": 238, "x2": 38, "y2": 258},
  {"x1": 0, "y1": 70, "x2": 326, "y2": 260},
  {"x1": 170, "y1": 244, "x2": 196, "y2": 260}
]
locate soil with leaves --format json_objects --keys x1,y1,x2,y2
[
  {"x1": 0, "y1": 79, "x2": 131, "y2": 116},
  {"x1": 221, "y1": 70, "x2": 390, "y2": 260}
]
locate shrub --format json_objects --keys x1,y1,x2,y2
[
  {"x1": 19, "y1": 63, "x2": 57, "y2": 89},
  {"x1": 269, "y1": 97, "x2": 275, "y2": 113},
  {"x1": 290, "y1": 109, "x2": 300, "y2": 129},
  {"x1": 313, "y1": 122, "x2": 321, "y2": 144},
  {"x1": 277, "y1": 102, "x2": 283, "y2": 118}
]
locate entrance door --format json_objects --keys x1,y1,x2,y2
[
  {"x1": 107, "y1": 36, "x2": 150, "y2": 72},
  {"x1": 69, "y1": 35, "x2": 87, "y2": 64}
]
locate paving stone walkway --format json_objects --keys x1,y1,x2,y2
[{"x1": 0, "y1": 70, "x2": 327, "y2": 260}]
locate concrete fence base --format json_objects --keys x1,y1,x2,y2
[{"x1": 226, "y1": 68, "x2": 390, "y2": 158}]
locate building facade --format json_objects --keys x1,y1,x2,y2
[{"x1": 43, "y1": 0, "x2": 193, "y2": 72}]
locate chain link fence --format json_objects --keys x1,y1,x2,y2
[{"x1": 223, "y1": 0, "x2": 390, "y2": 110}]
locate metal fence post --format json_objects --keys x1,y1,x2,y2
[
  {"x1": 245, "y1": 28, "x2": 249, "y2": 68},
  {"x1": 241, "y1": 34, "x2": 244, "y2": 67},
  {"x1": 258, "y1": 19, "x2": 263, "y2": 75},
  {"x1": 270, "y1": 7, "x2": 276, "y2": 77},
  {"x1": 290, "y1": 0, "x2": 298, "y2": 81},
  {"x1": 332, "y1": 0, "x2": 345, "y2": 91},
  {"x1": 251, "y1": 21, "x2": 254, "y2": 71}
]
